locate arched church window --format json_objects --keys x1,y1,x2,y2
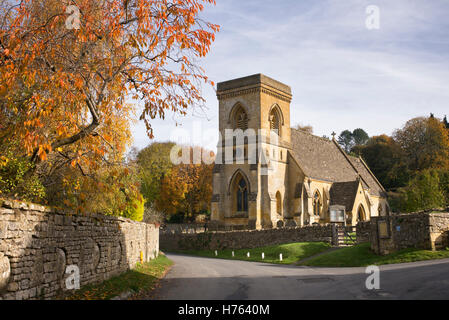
[
  {"x1": 237, "y1": 177, "x2": 248, "y2": 212},
  {"x1": 276, "y1": 191, "x2": 282, "y2": 215},
  {"x1": 233, "y1": 107, "x2": 248, "y2": 130},
  {"x1": 357, "y1": 205, "x2": 366, "y2": 221},
  {"x1": 269, "y1": 108, "x2": 280, "y2": 133},
  {"x1": 378, "y1": 204, "x2": 382, "y2": 215},
  {"x1": 313, "y1": 190, "x2": 321, "y2": 217}
]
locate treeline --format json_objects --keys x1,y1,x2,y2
[
  {"x1": 133, "y1": 143, "x2": 213, "y2": 223},
  {"x1": 0, "y1": 140, "x2": 213, "y2": 223},
  {"x1": 337, "y1": 115, "x2": 449, "y2": 212},
  {"x1": 2, "y1": 112, "x2": 447, "y2": 220}
]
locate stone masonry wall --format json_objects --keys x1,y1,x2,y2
[
  {"x1": 356, "y1": 221, "x2": 371, "y2": 243},
  {"x1": 428, "y1": 213, "x2": 449, "y2": 250},
  {"x1": 0, "y1": 199, "x2": 159, "y2": 300},
  {"x1": 369, "y1": 212, "x2": 449, "y2": 255},
  {"x1": 160, "y1": 225, "x2": 333, "y2": 251}
]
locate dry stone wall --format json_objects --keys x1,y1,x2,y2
[
  {"x1": 369, "y1": 211, "x2": 449, "y2": 255},
  {"x1": 0, "y1": 199, "x2": 159, "y2": 300},
  {"x1": 356, "y1": 221, "x2": 371, "y2": 243},
  {"x1": 160, "y1": 225, "x2": 333, "y2": 251}
]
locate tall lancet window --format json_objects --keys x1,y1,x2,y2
[
  {"x1": 234, "y1": 107, "x2": 248, "y2": 130},
  {"x1": 237, "y1": 177, "x2": 248, "y2": 212},
  {"x1": 313, "y1": 190, "x2": 322, "y2": 217},
  {"x1": 269, "y1": 108, "x2": 280, "y2": 133}
]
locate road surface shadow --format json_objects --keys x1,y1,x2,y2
[{"x1": 149, "y1": 255, "x2": 449, "y2": 300}]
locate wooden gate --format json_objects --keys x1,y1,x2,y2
[{"x1": 332, "y1": 224, "x2": 356, "y2": 247}]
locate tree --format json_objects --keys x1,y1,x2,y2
[
  {"x1": 393, "y1": 116, "x2": 449, "y2": 171},
  {"x1": 42, "y1": 157, "x2": 144, "y2": 217},
  {"x1": 436, "y1": 169, "x2": 449, "y2": 206},
  {"x1": 0, "y1": 143, "x2": 46, "y2": 202},
  {"x1": 1, "y1": 0, "x2": 219, "y2": 171},
  {"x1": 156, "y1": 146, "x2": 213, "y2": 221},
  {"x1": 400, "y1": 170, "x2": 445, "y2": 212},
  {"x1": 122, "y1": 196, "x2": 145, "y2": 222},
  {"x1": 443, "y1": 115, "x2": 449, "y2": 129},
  {"x1": 136, "y1": 142, "x2": 175, "y2": 206},
  {"x1": 0, "y1": 0, "x2": 219, "y2": 215},
  {"x1": 352, "y1": 135, "x2": 409, "y2": 189},
  {"x1": 352, "y1": 128, "x2": 369, "y2": 146},
  {"x1": 337, "y1": 130, "x2": 354, "y2": 153},
  {"x1": 337, "y1": 128, "x2": 369, "y2": 154}
]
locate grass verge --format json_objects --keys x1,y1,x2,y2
[
  {"x1": 172, "y1": 242, "x2": 331, "y2": 264},
  {"x1": 299, "y1": 242, "x2": 449, "y2": 267},
  {"x1": 60, "y1": 254, "x2": 173, "y2": 300}
]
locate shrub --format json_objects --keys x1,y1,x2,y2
[
  {"x1": 121, "y1": 196, "x2": 145, "y2": 222},
  {"x1": 0, "y1": 151, "x2": 45, "y2": 202}
]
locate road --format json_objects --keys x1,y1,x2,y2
[{"x1": 152, "y1": 253, "x2": 449, "y2": 299}]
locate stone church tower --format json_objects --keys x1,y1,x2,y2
[
  {"x1": 211, "y1": 74, "x2": 294, "y2": 229},
  {"x1": 210, "y1": 74, "x2": 389, "y2": 230}
]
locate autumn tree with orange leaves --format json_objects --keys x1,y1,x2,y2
[
  {"x1": 156, "y1": 146, "x2": 213, "y2": 221},
  {"x1": 0, "y1": 0, "x2": 219, "y2": 216}
]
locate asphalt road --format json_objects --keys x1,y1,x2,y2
[{"x1": 152, "y1": 253, "x2": 449, "y2": 300}]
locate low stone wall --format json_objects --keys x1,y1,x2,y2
[
  {"x1": 369, "y1": 211, "x2": 449, "y2": 255},
  {"x1": 160, "y1": 223, "x2": 207, "y2": 234},
  {"x1": 356, "y1": 221, "x2": 371, "y2": 243},
  {"x1": 429, "y1": 213, "x2": 449, "y2": 250},
  {"x1": 0, "y1": 199, "x2": 159, "y2": 300},
  {"x1": 160, "y1": 225, "x2": 333, "y2": 251}
]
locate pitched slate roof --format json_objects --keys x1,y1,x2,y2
[
  {"x1": 347, "y1": 156, "x2": 385, "y2": 197},
  {"x1": 290, "y1": 129, "x2": 358, "y2": 182},
  {"x1": 329, "y1": 181, "x2": 360, "y2": 212},
  {"x1": 289, "y1": 129, "x2": 386, "y2": 197}
]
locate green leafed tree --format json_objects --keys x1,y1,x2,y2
[
  {"x1": 352, "y1": 128, "x2": 369, "y2": 146},
  {"x1": 352, "y1": 135, "x2": 409, "y2": 189},
  {"x1": 400, "y1": 170, "x2": 446, "y2": 212},
  {"x1": 338, "y1": 128, "x2": 369, "y2": 154},
  {"x1": 136, "y1": 142, "x2": 176, "y2": 206},
  {"x1": 337, "y1": 130, "x2": 354, "y2": 153}
]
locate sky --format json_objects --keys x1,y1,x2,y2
[{"x1": 131, "y1": 0, "x2": 449, "y2": 153}]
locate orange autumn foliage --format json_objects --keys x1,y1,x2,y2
[
  {"x1": 0, "y1": 0, "x2": 219, "y2": 168},
  {"x1": 156, "y1": 147, "x2": 213, "y2": 218}
]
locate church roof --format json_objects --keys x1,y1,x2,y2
[
  {"x1": 329, "y1": 181, "x2": 360, "y2": 212},
  {"x1": 290, "y1": 129, "x2": 358, "y2": 182},
  {"x1": 347, "y1": 156, "x2": 385, "y2": 197},
  {"x1": 289, "y1": 129, "x2": 385, "y2": 197}
]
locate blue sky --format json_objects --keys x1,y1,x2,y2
[{"x1": 131, "y1": 0, "x2": 449, "y2": 152}]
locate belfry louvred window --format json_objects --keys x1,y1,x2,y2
[
  {"x1": 234, "y1": 107, "x2": 248, "y2": 130},
  {"x1": 269, "y1": 109, "x2": 280, "y2": 132}
]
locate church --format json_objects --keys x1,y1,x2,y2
[{"x1": 210, "y1": 74, "x2": 389, "y2": 229}]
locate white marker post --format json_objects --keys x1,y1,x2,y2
[
  {"x1": 247, "y1": 252, "x2": 250, "y2": 258},
  {"x1": 262, "y1": 252, "x2": 265, "y2": 260},
  {"x1": 232, "y1": 251, "x2": 235, "y2": 257},
  {"x1": 214, "y1": 250, "x2": 217, "y2": 256},
  {"x1": 279, "y1": 253, "x2": 283, "y2": 261}
]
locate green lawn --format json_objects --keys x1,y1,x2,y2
[
  {"x1": 172, "y1": 242, "x2": 331, "y2": 264},
  {"x1": 300, "y1": 242, "x2": 449, "y2": 267},
  {"x1": 61, "y1": 254, "x2": 173, "y2": 300}
]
